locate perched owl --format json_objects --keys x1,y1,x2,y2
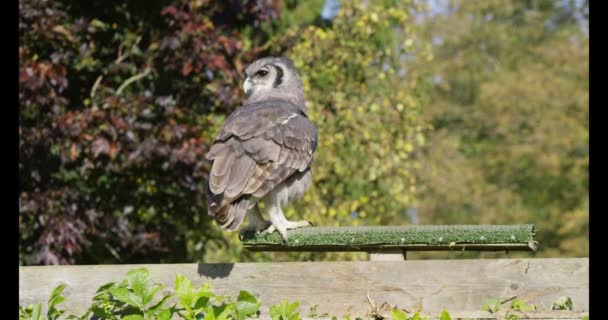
[{"x1": 205, "y1": 57, "x2": 318, "y2": 241}]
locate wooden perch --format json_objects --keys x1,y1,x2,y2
[{"x1": 241, "y1": 224, "x2": 537, "y2": 254}]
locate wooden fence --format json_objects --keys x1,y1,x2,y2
[{"x1": 19, "y1": 258, "x2": 589, "y2": 319}]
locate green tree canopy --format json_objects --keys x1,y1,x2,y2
[{"x1": 416, "y1": 0, "x2": 588, "y2": 257}]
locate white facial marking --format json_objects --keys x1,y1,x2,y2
[
  {"x1": 243, "y1": 78, "x2": 252, "y2": 95},
  {"x1": 281, "y1": 113, "x2": 298, "y2": 125}
]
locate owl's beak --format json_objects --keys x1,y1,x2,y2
[{"x1": 243, "y1": 77, "x2": 252, "y2": 96}]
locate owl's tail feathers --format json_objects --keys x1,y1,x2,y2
[{"x1": 207, "y1": 190, "x2": 250, "y2": 232}]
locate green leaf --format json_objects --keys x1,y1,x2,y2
[
  {"x1": 157, "y1": 309, "x2": 172, "y2": 320},
  {"x1": 193, "y1": 295, "x2": 212, "y2": 312},
  {"x1": 439, "y1": 310, "x2": 451, "y2": 320},
  {"x1": 50, "y1": 284, "x2": 66, "y2": 302},
  {"x1": 90, "y1": 305, "x2": 118, "y2": 320},
  {"x1": 552, "y1": 296, "x2": 573, "y2": 310},
  {"x1": 391, "y1": 309, "x2": 408, "y2": 320},
  {"x1": 270, "y1": 301, "x2": 300, "y2": 320},
  {"x1": 122, "y1": 315, "x2": 144, "y2": 320},
  {"x1": 32, "y1": 304, "x2": 42, "y2": 320},
  {"x1": 127, "y1": 268, "x2": 151, "y2": 299},
  {"x1": 481, "y1": 299, "x2": 502, "y2": 313},
  {"x1": 204, "y1": 305, "x2": 216, "y2": 320},
  {"x1": 95, "y1": 282, "x2": 118, "y2": 294},
  {"x1": 143, "y1": 284, "x2": 163, "y2": 306},
  {"x1": 193, "y1": 283, "x2": 214, "y2": 311},
  {"x1": 410, "y1": 312, "x2": 421, "y2": 320},
  {"x1": 90, "y1": 19, "x2": 109, "y2": 30},
  {"x1": 148, "y1": 292, "x2": 174, "y2": 314},
  {"x1": 65, "y1": 309, "x2": 92, "y2": 320},
  {"x1": 235, "y1": 290, "x2": 261, "y2": 320},
  {"x1": 48, "y1": 295, "x2": 65, "y2": 309},
  {"x1": 510, "y1": 299, "x2": 526, "y2": 311},
  {"x1": 175, "y1": 274, "x2": 194, "y2": 307},
  {"x1": 214, "y1": 304, "x2": 235, "y2": 320},
  {"x1": 109, "y1": 287, "x2": 141, "y2": 309}
]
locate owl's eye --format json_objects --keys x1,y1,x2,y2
[{"x1": 255, "y1": 69, "x2": 269, "y2": 77}]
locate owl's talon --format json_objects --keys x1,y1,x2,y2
[
  {"x1": 277, "y1": 227, "x2": 288, "y2": 242},
  {"x1": 262, "y1": 225, "x2": 276, "y2": 235}
]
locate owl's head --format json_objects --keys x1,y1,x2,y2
[{"x1": 243, "y1": 57, "x2": 306, "y2": 110}]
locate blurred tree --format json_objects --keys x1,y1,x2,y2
[
  {"x1": 414, "y1": 0, "x2": 588, "y2": 258},
  {"x1": 19, "y1": 0, "x2": 282, "y2": 265}
]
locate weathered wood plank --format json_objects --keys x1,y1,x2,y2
[
  {"x1": 241, "y1": 225, "x2": 537, "y2": 252},
  {"x1": 306, "y1": 311, "x2": 589, "y2": 320},
  {"x1": 19, "y1": 258, "x2": 587, "y2": 318}
]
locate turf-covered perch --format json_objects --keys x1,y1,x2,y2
[{"x1": 241, "y1": 224, "x2": 537, "y2": 252}]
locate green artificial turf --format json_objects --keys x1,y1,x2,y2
[{"x1": 241, "y1": 225, "x2": 537, "y2": 251}]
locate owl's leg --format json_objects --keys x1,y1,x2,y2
[
  {"x1": 239, "y1": 204, "x2": 272, "y2": 240},
  {"x1": 267, "y1": 202, "x2": 289, "y2": 241},
  {"x1": 266, "y1": 204, "x2": 312, "y2": 241},
  {"x1": 248, "y1": 204, "x2": 272, "y2": 234},
  {"x1": 265, "y1": 182, "x2": 313, "y2": 241}
]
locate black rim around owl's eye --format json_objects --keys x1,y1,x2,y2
[{"x1": 256, "y1": 70, "x2": 269, "y2": 77}]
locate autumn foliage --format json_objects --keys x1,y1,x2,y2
[{"x1": 19, "y1": 0, "x2": 281, "y2": 264}]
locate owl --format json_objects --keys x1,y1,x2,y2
[{"x1": 205, "y1": 57, "x2": 318, "y2": 241}]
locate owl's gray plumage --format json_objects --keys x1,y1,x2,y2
[{"x1": 205, "y1": 57, "x2": 317, "y2": 240}]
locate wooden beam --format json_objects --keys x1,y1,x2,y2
[
  {"x1": 242, "y1": 225, "x2": 537, "y2": 252},
  {"x1": 19, "y1": 258, "x2": 587, "y2": 318},
  {"x1": 305, "y1": 311, "x2": 589, "y2": 320}
]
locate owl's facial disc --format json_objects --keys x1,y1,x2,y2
[{"x1": 243, "y1": 66, "x2": 275, "y2": 96}]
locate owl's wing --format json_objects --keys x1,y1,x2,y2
[{"x1": 205, "y1": 99, "x2": 317, "y2": 230}]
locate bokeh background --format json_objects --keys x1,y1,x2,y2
[{"x1": 19, "y1": 0, "x2": 588, "y2": 265}]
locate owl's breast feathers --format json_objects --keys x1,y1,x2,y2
[{"x1": 205, "y1": 99, "x2": 317, "y2": 230}]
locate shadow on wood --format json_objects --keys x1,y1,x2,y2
[{"x1": 197, "y1": 263, "x2": 235, "y2": 279}]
